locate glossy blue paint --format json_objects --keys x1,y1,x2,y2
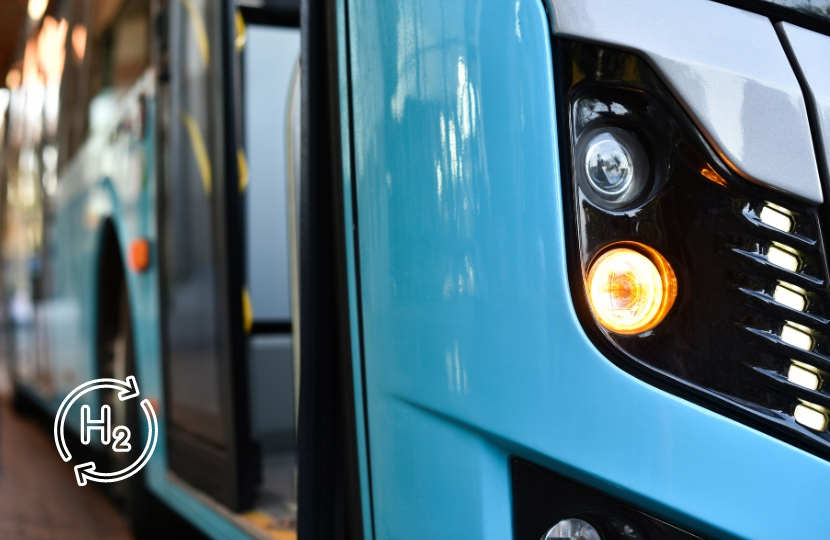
[{"x1": 344, "y1": 0, "x2": 830, "y2": 538}]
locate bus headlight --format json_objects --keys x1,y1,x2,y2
[
  {"x1": 544, "y1": 518, "x2": 602, "y2": 540},
  {"x1": 578, "y1": 127, "x2": 649, "y2": 209}
]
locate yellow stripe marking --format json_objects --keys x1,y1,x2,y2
[
  {"x1": 180, "y1": 0, "x2": 210, "y2": 68},
  {"x1": 238, "y1": 148, "x2": 249, "y2": 192},
  {"x1": 235, "y1": 9, "x2": 247, "y2": 51},
  {"x1": 180, "y1": 112, "x2": 212, "y2": 195},
  {"x1": 242, "y1": 287, "x2": 254, "y2": 334}
]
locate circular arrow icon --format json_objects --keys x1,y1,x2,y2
[{"x1": 53, "y1": 376, "x2": 158, "y2": 486}]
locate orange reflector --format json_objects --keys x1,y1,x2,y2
[
  {"x1": 129, "y1": 238, "x2": 150, "y2": 273},
  {"x1": 586, "y1": 243, "x2": 677, "y2": 334}
]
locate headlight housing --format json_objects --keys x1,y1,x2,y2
[{"x1": 559, "y1": 39, "x2": 830, "y2": 458}]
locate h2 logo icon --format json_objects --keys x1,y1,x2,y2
[
  {"x1": 56, "y1": 376, "x2": 158, "y2": 486},
  {"x1": 80, "y1": 404, "x2": 132, "y2": 452}
]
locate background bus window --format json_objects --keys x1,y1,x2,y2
[
  {"x1": 58, "y1": 0, "x2": 150, "y2": 167},
  {"x1": 243, "y1": 23, "x2": 301, "y2": 521}
]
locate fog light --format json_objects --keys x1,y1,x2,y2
[
  {"x1": 587, "y1": 244, "x2": 677, "y2": 335},
  {"x1": 544, "y1": 518, "x2": 601, "y2": 540}
]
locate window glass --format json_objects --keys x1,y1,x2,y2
[
  {"x1": 58, "y1": 0, "x2": 150, "y2": 163},
  {"x1": 162, "y1": 0, "x2": 227, "y2": 447},
  {"x1": 748, "y1": 0, "x2": 830, "y2": 23},
  {"x1": 245, "y1": 26, "x2": 299, "y2": 321}
]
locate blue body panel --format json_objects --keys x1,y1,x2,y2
[{"x1": 342, "y1": 0, "x2": 830, "y2": 538}]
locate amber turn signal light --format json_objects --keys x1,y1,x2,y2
[
  {"x1": 129, "y1": 238, "x2": 150, "y2": 273},
  {"x1": 586, "y1": 243, "x2": 677, "y2": 334}
]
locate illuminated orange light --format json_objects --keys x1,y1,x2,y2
[
  {"x1": 700, "y1": 166, "x2": 728, "y2": 188},
  {"x1": 129, "y1": 238, "x2": 150, "y2": 273},
  {"x1": 586, "y1": 243, "x2": 677, "y2": 334},
  {"x1": 71, "y1": 24, "x2": 87, "y2": 63}
]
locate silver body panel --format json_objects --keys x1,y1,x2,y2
[
  {"x1": 548, "y1": 0, "x2": 823, "y2": 204},
  {"x1": 780, "y1": 22, "x2": 830, "y2": 185}
]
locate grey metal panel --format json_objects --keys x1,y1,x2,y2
[
  {"x1": 779, "y1": 23, "x2": 830, "y2": 187},
  {"x1": 548, "y1": 0, "x2": 823, "y2": 204},
  {"x1": 248, "y1": 335, "x2": 295, "y2": 451}
]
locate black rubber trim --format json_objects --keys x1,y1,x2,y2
[
  {"x1": 296, "y1": 0, "x2": 365, "y2": 537},
  {"x1": 250, "y1": 321, "x2": 292, "y2": 334},
  {"x1": 239, "y1": 0, "x2": 300, "y2": 28}
]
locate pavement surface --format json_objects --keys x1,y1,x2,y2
[{"x1": 0, "y1": 398, "x2": 134, "y2": 540}]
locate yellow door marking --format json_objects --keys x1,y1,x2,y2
[
  {"x1": 235, "y1": 9, "x2": 247, "y2": 51},
  {"x1": 180, "y1": 112, "x2": 212, "y2": 195},
  {"x1": 238, "y1": 148, "x2": 249, "y2": 192},
  {"x1": 180, "y1": 0, "x2": 210, "y2": 68},
  {"x1": 242, "y1": 287, "x2": 254, "y2": 334}
]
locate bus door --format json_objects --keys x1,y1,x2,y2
[{"x1": 158, "y1": 0, "x2": 300, "y2": 525}]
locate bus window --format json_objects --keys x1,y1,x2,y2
[
  {"x1": 243, "y1": 23, "x2": 301, "y2": 520},
  {"x1": 160, "y1": 0, "x2": 246, "y2": 508},
  {"x1": 163, "y1": 1, "x2": 223, "y2": 446},
  {"x1": 59, "y1": 0, "x2": 150, "y2": 164}
]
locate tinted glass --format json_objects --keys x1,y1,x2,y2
[
  {"x1": 162, "y1": 0, "x2": 227, "y2": 447},
  {"x1": 59, "y1": 0, "x2": 150, "y2": 164},
  {"x1": 750, "y1": 0, "x2": 830, "y2": 23}
]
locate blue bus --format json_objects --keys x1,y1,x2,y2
[{"x1": 3, "y1": 0, "x2": 830, "y2": 538}]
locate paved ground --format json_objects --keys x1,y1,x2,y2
[{"x1": 0, "y1": 398, "x2": 134, "y2": 540}]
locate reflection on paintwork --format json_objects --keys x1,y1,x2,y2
[{"x1": 445, "y1": 342, "x2": 468, "y2": 394}]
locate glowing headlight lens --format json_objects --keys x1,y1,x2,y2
[{"x1": 587, "y1": 244, "x2": 677, "y2": 334}]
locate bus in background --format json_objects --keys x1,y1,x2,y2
[
  {"x1": 1, "y1": 0, "x2": 302, "y2": 537},
  {"x1": 5, "y1": 0, "x2": 830, "y2": 539}
]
